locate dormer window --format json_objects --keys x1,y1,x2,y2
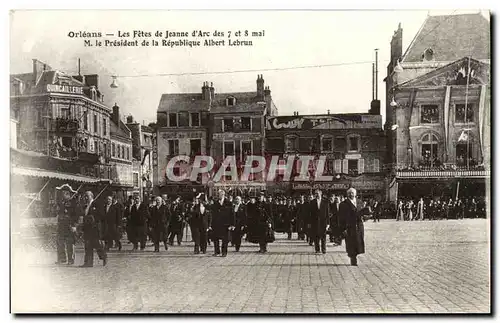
[
  {"x1": 227, "y1": 97, "x2": 236, "y2": 106},
  {"x1": 422, "y1": 48, "x2": 434, "y2": 62}
]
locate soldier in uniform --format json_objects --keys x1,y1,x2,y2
[
  {"x1": 81, "y1": 191, "x2": 107, "y2": 267},
  {"x1": 55, "y1": 184, "x2": 79, "y2": 265}
]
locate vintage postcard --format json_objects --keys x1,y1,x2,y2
[{"x1": 10, "y1": 9, "x2": 491, "y2": 314}]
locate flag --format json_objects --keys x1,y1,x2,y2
[{"x1": 458, "y1": 130, "x2": 469, "y2": 142}]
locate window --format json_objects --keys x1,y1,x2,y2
[
  {"x1": 223, "y1": 141, "x2": 235, "y2": 158},
  {"x1": 227, "y1": 97, "x2": 236, "y2": 106},
  {"x1": 121, "y1": 146, "x2": 125, "y2": 159},
  {"x1": 133, "y1": 173, "x2": 139, "y2": 187},
  {"x1": 103, "y1": 143, "x2": 107, "y2": 158},
  {"x1": 126, "y1": 147, "x2": 130, "y2": 160},
  {"x1": 169, "y1": 113, "x2": 178, "y2": 127},
  {"x1": 241, "y1": 117, "x2": 251, "y2": 131},
  {"x1": 421, "y1": 105, "x2": 439, "y2": 124},
  {"x1": 83, "y1": 111, "x2": 88, "y2": 130},
  {"x1": 103, "y1": 118, "x2": 107, "y2": 136},
  {"x1": 112, "y1": 143, "x2": 115, "y2": 157},
  {"x1": 347, "y1": 136, "x2": 360, "y2": 152},
  {"x1": 321, "y1": 136, "x2": 333, "y2": 152},
  {"x1": 285, "y1": 135, "x2": 299, "y2": 152},
  {"x1": 335, "y1": 137, "x2": 347, "y2": 151},
  {"x1": 456, "y1": 142, "x2": 473, "y2": 167},
  {"x1": 421, "y1": 133, "x2": 440, "y2": 167},
  {"x1": 190, "y1": 139, "x2": 202, "y2": 155},
  {"x1": 241, "y1": 141, "x2": 252, "y2": 160},
  {"x1": 168, "y1": 139, "x2": 179, "y2": 157},
  {"x1": 348, "y1": 159, "x2": 358, "y2": 175},
  {"x1": 94, "y1": 140, "x2": 98, "y2": 153},
  {"x1": 37, "y1": 108, "x2": 45, "y2": 127},
  {"x1": 223, "y1": 118, "x2": 234, "y2": 132},
  {"x1": 93, "y1": 114, "x2": 98, "y2": 133},
  {"x1": 190, "y1": 112, "x2": 201, "y2": 127},
  {"x1": 61, "y1": 137, "x2": 72, "y2": 148},
  {"x1": 178, "y1": 112, "x2": 189, "y2": 127},
  {"x1": 373, "y1": 159, "x2": 380, "y2": 172},
  {"x1": 455, "y1": 103, "x2": 474, "y2": 123},
  {"x1": 61, "y1": 106, "x2": 70, "y2": 119}
]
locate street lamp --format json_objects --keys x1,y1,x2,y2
[{"x1": 110, "y1": 76, "x2": 119, "y2": 88}]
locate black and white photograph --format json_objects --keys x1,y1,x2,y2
[{"x1": 9, "y1": 8, "x2": 491, "y2": 314}]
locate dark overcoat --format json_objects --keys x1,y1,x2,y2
[
  {"x1": 339, "y1": 199, "x2": 365, "y2": 257},
  {"x1": 246, "y1": 202, "x2": 272, "y2": 244},
  {"x1": 208, "y1": 198, "x2": 234, "y2": 239},
  {"x1": 309, "y1": 198, "x2": 330, "y2": 238},
  {"x1": 102, "y1": 203, "x2": 122, "y2": 241},
  {"x1": 149, "y1": 204, "x2": 169, "y2": 240}
]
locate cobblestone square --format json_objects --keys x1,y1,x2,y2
[{"x1": 11, "y1": 219, "x2": 490, "y2": 314}]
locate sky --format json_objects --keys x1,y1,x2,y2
[{"x1": 9, "y1": 9, "x2": 488, "y2": 126}]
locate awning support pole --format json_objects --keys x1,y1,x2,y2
[{"x1": 19, "y1": 179, "x2": 51, "y2": 218}]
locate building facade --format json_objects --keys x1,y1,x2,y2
[
  {"x1": 209, "y1": 75, "x2": 276, "y2": 196},
  {"x1": 266, "y1": 109, "x2": 386, "y2": 201},
  {"x1": 154, "y1": 82, "x2": 211, "y2": 197},
  {"x1": 384, "y1": 13, "x2": 491, "y2": 203}
]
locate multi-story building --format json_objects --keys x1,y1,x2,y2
[
  {"x1": 266, "y1": 106, "x2": 386, "y2": 201},
  {"x1": 154, "y1": 81, "x2": 211, "y2": 197},
  {"x1": 384, "y1": 13, "x2": 490, "y2": 202},
  {"x1": 10, "y1": 59, "x2": 114, "y2": 220},
  {"x1": 126, "y1": 117, "x2": 155, "y2": 200},
  {"x1": 109, "y1": 104, "x2": 135, "y2": 200},
  {"x1": 209, "y1": 75, "x2": 276, "y2": 196}
]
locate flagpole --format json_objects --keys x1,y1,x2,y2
[{"x1": 464, "y1": 42, "x2": 472, "y2": 170}]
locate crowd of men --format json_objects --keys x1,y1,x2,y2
[
  {"x1": 395, "y1": 196, "x2": 487, "y2": 221},
  {"x1": 54, "y1": 186, "x2": 367, "y2": 267}
]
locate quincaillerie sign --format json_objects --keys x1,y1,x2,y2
[{"x1": 266, "y1": 115, "x2": 381, "y2": 131}]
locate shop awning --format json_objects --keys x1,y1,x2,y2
[{"x1": 11, "y1": 166, "x2": 112, "y2": 184}]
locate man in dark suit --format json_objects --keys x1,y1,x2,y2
[
  {"x1": 168, "y1": 196, "x2": 184, "y2": 246},
  {"x1": 149, "y1": 196, "x2": 169, "y2": 252},
  {"x1": 208, "y1": 190, "x2": 234, "y2": 257},
  {"x1": 231, "y1": 196, "x2": 247, "y2": 252},
  {"x1": 188, "y1": 193, "x2": 210, "y2": 254},
  {"x1": 295, "y1": 195, "x2": 308, "y2": 241},
  {"x1": 128, "y1": 195, "x2": 150, "y2": 251},
  {"x1": 309, "y1": 189, "x2": 330, "y2": 254},
  {"x1": 329, "y1": 195, "x2": 342, "y2": 245},
  {"x1": 81, "y1": 191, "x2": 107, "y2": 267},
  {"x1": 339, "y1": 188, "x2": 365, "y2": 266},
  {"x1": 102, "y1": 195, "x2": 122, "y2": 251}
]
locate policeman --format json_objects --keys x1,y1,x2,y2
[{"x1": 55, "y1": 184, "x2": 79, "y2": 265}]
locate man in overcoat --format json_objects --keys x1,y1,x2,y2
[
  {"x1": 81, "y1": 191, "x2": 107, "y2": 267},
  {"x1": 128, "y1": 195, "x2": 150, "y2": 251},
  {"x1": 339, "y1": 187, "x2": 365, "y2": 266},
  {"x1": 231, "y1": 196, "x2": 247, "y2": 252},
  {"x1": 102, "y1": 195, "x2": 123, "y2": 251},
  {"x1": 309, "y1": 189, "x2": 330, "y2": 254},
  {"x1": 188, "y1": 193, "x2": 210, "y2": 254},
  {"x1": 208, "y1": 190, "x2": 233, "y2": 257},
  {"x1": 149, "y1": 196, "x2": 169, "y2": 252}
]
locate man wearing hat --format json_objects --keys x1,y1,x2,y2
[
  {"x1": 55, "y1": 184, "x2": 79, "y2": 265},
  {"x1": 81, "y1": 190, "x2": 107, "y2": 267},
  {"x1": 188, "y1": 193, "x2": 210, "y2": 254},
  {"x1": 168, "y1": 196, "x2": 184, "y2": 246},
  {"x1": 208, "y1": 190, "x2": 233, "y2": 257},
  {"x1": 339, "y1": 187, "x2": 365, "y2": 266}
]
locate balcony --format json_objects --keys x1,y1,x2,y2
[
  {"x1": 396, "y1": 164, "x2": 490, "y2": 179},
  {"x1": 52, "y1": 118, "x2": 79, "y2": 133}
]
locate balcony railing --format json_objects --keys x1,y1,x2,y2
[
  {"x1": 396, "y1": 164, "x2": 490, "y2": 178},
  {"x1": 52, "y1": 118, "x2": 79, "y2": 133}
]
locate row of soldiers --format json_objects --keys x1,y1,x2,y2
[{"x1": 55, "y1": 185, "x2": 367, "y2": 266}]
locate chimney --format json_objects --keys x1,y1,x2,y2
[
  {"x1": 112, "y1": 103, "x2": 120, "y2": 125},
  {"x1": 126, "y1": 115, "x2": 134, "y2": 124},
  {"x1": 209, "y1": 82, "x2": 215, "y2": 100},
  {"x1": 264, "y1": 85, "x2": 271, "y2": 98},
  {"x1": 256, "y1": 74, "x2": 265, "y2": 99},
  {"x1": 32, "y1": 59, "x2": 52, "y2": 85},
  {"x1": 390, "y1": 23, "x2": 403, "y2": 73},
  {"x1": 201, "y1": 81, "x2": 211, "y2": 101},
  {"x1": 84, "y1": 74, "x2": 99, "y2": 89},
  {"x1": 369, "y1": 100, "x2": 381, "y2": 115}
]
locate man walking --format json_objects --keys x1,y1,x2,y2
[
  {"x1": 102, "y1": 195, "x2": 122, "y2": 251},
  {"x1": 81, "y1": 191, "x2": 107, "y2": 267},
  {"x1": 188, "y1": 193, "x2": 209, "y2": 254},
  {"x1": 149, "y1": 196, "x2": 169, "y2": 252},
  {"x1": 339, "y1": 188, "x2": 365, "y2": 266},
  {"x1": 208, "y1": 190, "x2": 233, "y2": 257},
  {"x1": 128, "y1": 195, "x2": 149, "y2": 251},
  {"x1": 55, "y1": 184, "x2": 78, "y2": 265},
  {"x1": 309, "y1": 189, "x2": 330, "y2": 254}
]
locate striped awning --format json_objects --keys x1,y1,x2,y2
[{"x1": 11, "y1": 166, "x2": 111, "y2": 184}]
